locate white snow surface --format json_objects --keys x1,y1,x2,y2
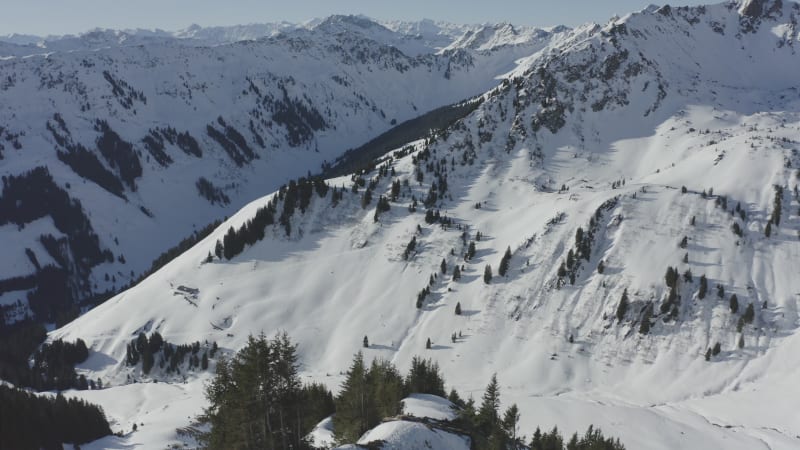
[
  {"x1": 35, "y1": 1, "x2": 800, "y2": 449},
  {"x1": 353, "y1": 420, "x2": 469, "y2": 450},
  {"x1": 402, "y1": 394, "x2": 457, "y2": 422}
]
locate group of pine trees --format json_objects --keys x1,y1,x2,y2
[
  {"x1": 0, "y1": 322, "x2": 96, "y2": 392},
  {"x1": 202, "y1": 332, "x2": 334, "y2": 449},
  {"x1": 210, "y1": 175, "x2": 331, "y2": 261},
  {"x1": 0, "y1": 384, "x2": 111, "y2": 450},
  {"x1": 125, "y1": 331, "x2": 216, "y2": 376},
  {"x1": 203, "y1": 333, "x2": 625, "y2": 449},
  {"x1": 558, "y1": 198, "x2": 618, "y2": 288},
  {"x1": 447, "y1": 373, "x2": 624, "y2": 450}
]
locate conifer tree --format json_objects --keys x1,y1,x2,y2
[
  {"x1": 441, "y1": 258, "x2": 447, "y2": 274},
  {"x1": 478, "y1": 374, "x2": 501, "y2": 435},
  {"x1": 639, "y1": 304, "x2": 653, "y2": 335},
  {"x1": 484, "y1": 265, "x2": 493, "y2": 284},
  {"x1": 665, "y1": 266, "x2": 678, "y2": 288},
  {"x1": 730, "y1": 294, "x2": 739, "y2": 314},
  {"x1": 502, "y1": 403, "x2": 521, "y2": 448},
  {"x1": 363, "y1": 336, "x2": 369, "y2": 348},
  {"x1": 616, "y1": 289, "x2": 629, "y2": 322},
  {"x1": 597, "y1": 259, "x2": 605, "y2": 274},
  {"x1": 466, "y1": 241, "x2": 476, "y2": 261},
  {"x1": 743, "y1": 303, "x2": 755, "y2": 324},
  {"x1": 426, "y1": 338, "x2": 432, "y2": 350},
  {"x1": 455, "y1": 302, "x2": 462, "y2": 315},
  {"x1": 499, "y1": 246, "x2": 512, "y2": 277},
  {"x1": 453, "y1": 265, "x2": 461, "y2": 281},
  {"x1": 334, "y1": 352, "x2": 372, "y2": 443},
  {"x1": 698, "y1": 275, "x2": 708, "y2": 299}
]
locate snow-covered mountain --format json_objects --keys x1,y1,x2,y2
[
  {"x1": 23, "y1": 0, "x2": 800, "y2": 448},
  {"x1": 0, "y1": 16, "x2": 562, "y2": 325},
  {"x1": 0, "y1": 17, "x2": 557, "y2": 58}
]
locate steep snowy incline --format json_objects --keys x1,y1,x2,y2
[
  {"x1": 51, "y1": 1, "x2": 800, "y2": 449},
  {"x1": 0, "y1": 16, "x2": 562, "y2": 326}
]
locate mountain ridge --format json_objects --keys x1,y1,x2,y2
[{"x1": 44, "y1": 2, "x2": 800, "y2": 449}]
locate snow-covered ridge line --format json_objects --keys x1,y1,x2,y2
[
  {"x1": 40, "y1": 1, "x2": 800, "y2": 448},
  {"x1": 0, "y1": 15, "x2": 569, "y2": 58}
]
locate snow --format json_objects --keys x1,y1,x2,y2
[
  {"x1": 402, "y1": 394, "x2": 457, "y2": 421},
  {"x1": 354, "y1": 421, "x2": 469, "y2": 450},
  {"x1": 0, "y1": 14, "x2": 553, "y2": 318},
  {"x1": 309, "y1": 417, "x2": 336, "y2": 449},
  {"x1": 20, "y1": 1, "x2": 800, "y2": 449}
]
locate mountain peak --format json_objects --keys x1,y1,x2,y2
[{"x1": 738, "y1": 0, "x2": 783, "y2": 17}]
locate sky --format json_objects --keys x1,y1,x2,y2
[{"x1": 1, "y1": 0, "x2": 725, "y2": 36}]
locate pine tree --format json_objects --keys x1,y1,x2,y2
[
  {"x1": 426, "y1": 338, "x2": 432, "y2": 350},
  {"x1": 765, "y1": 220, "x2": 772, "y2": 238},
  {"x1": 705, "y1": 347, "x2": 712, "y2": 361},
  {"x1": 455, "y1": 302, "x2": 462, "y2": 315},
  {"x1": 616, "y1": 289, "x2": 629, "y2": 322},
  {"x1": 466, "y1": 241, "x2": 476, "y2": 261},
  {"x1": 453, "y1": 265, "x2": 461, "y2": 281},
  {"x1": 484, "y1": 265, "x2": 493, "y2": 284},
  {"x1": 499, "y1": 246, "x2": 512, "y2": 277},
  {"x1": 679, "y1": 236, "x2": 688, "y2": 249},
  {"x1": 743, "y1": 303, "x2": 755, "y2": 324},
  {"x1": 639, "y1": 304, "x2": 653, "y2": 335},
  {"x1": 665, "y1": 266, "x2": 678, "y2": 288},
  {"x1": 557, "y1": 262, "x2": 567, "y2": 278},
  {"x1": 738, "y1": 334, "x2": 745, "y2": 349},
  {"x1": 441, "y1": 258, "x2": 447, "y2": 274},
  {"x1": 698, "y1": 275, "x2": 708, "y2": 299},
  {"x1": 363, "y1": 336, "x2": 369, "y2": 348},
  {"x1": 597, "y1": 259, "x2": 605, "y2": 274},
  {"x1": 729, "y1": 294, "x2": 739, "y2": 314},
  {"x1": 334, "y1": 352, "x2": 374, "y2": 444},
  {"x1": 712, "y1": 342, "x2": 721, "y2": 356},
  {"x1": 478, "y1": 374, "x2": 501, "y2": 434},
  {"x1": 502, "y1": 403, "x2": 520, "y2": 448}
]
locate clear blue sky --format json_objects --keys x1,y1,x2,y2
[{"x1": 4, "y1": 1, "x2": 719, "y2": 36}]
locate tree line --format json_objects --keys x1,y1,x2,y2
[
  {"x1": 202, "y1": 333, "x2": 625, "y2": 450},
  {"x1": 0, "y1": 384, "x2": 111, "y2": 450}
]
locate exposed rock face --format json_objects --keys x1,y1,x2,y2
[{"x1": 738, "y1": 0, "x2": 783, "y2": 18}]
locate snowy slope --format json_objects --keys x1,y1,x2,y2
[
  {"x1": 48, "y1": 1, "x2": 800, "y2": 449},
  {"x1": 0, "y1": 16, "x2": 561, "y2": 324}
]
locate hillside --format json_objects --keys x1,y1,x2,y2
[
  {"x1": 0, "y1": 16, "x2": 563, "y2": 326},
  {"x1": 44, "y1": 1, "x2": 800, "y2": 448}
]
